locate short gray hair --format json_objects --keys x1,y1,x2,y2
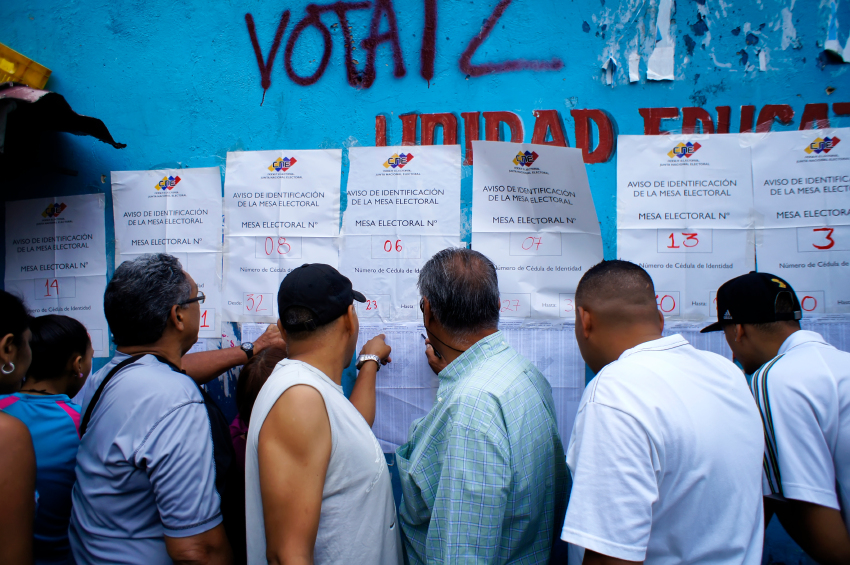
[
  {"x1": 417, "y1": 248, "x2": 500, "y2": 337},
  {"x1": 104, "y1": 253, "x2": 192, "y2": 346}
]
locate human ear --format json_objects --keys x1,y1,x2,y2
[
  {"x1": 735, "y1": 324, "x2": 745, "y2": 343},
  {"x1": 170, "y1": 304, "x2": 185, "y2": 332},
  {"x1": 71, "y1": 355, "x2": 83, "y2": 376},
  {"x1": 0, "y1": 334, "x2": 15, "y2": 366},
  {"x1": 577, "y1": 307, "x2": 592, "y2": 339}
]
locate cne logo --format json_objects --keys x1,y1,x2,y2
[
  {"x1": 805, "y1": 136, "x2": 841, "y2": 155},
  {"x1": 384, "y1": 153, "x2": 414, "y2": 169},
  {"x1": 42, "y1": 203, "x2": 67, "y2": 218},
  {"x1": 513, "y1": 151, "x2": 539, "y2": 167},
  {"x1": 668, "y1": 142, "x2": 702, "y2": 159},
  {"x1": 156, "y1": 175, "x2": 181, "y2": 191},
  {"x1": 269, "y1": 157, "x2": 297, "y2": 172}
]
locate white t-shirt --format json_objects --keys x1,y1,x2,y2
[
  {"x1": 561, "y1": 335, "x2": 764, "y2": 564},
  {"x1": 245, "y1": 359, "x2": 402, "y2": 565},
  {"x1": 750, "y1": 330, "x2": 850, "y2": 531}
]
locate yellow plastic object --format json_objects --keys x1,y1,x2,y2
[{"x1": 0, "y1": 43, "x2": 51, "y2": 89}]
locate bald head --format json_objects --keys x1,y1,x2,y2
[{"x1": 576, "y1": 260, "x2": 658, "y2": 326}]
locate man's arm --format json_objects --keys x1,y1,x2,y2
[
  {"x1": 0, "y1": 414, "x2": 35, "y2": 565},
  {"x1": 583, "y1": 550, "x2": 642, "y2": 565},
  {"x1": 348, "y1": 334, "x2": 391, "y2": 426},
  {"x1": 259, "y1": 385, "x2": 332, "y2": 565},
  {"x1": 773, "y1": 498, "x2": 850, "y2": 565},
  {"x1": 165, "y1": 524, "x2": 232, "y2": 565},
  {"x1": 183, "y1": 324, "x2": 286, "y2": 384}
]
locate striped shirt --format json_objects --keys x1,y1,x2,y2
[
  {"x1": 750, "y1": 330, "x2": 850, "y2": 530},
  {"x1": 396, "y1": 331, "x2": 567, "y2": 565}
]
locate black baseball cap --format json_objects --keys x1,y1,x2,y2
[
  {"x1": 701, "y1": 271, "x2": 802, "y2": 333},
  {"x1": 277, "y1": 264, "x2": 365, "y2": 331}
]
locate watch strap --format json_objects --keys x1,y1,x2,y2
[{"x1": 357, "y1": 354, "x2": 381, "y2": 371}]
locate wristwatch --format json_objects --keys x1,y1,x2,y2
[
  {"x1": 356, "y1": 354, "x2": 381, "y2": 371},
  {"x1": 241, "y1": 341, "x2": 255, "y2": 361}
]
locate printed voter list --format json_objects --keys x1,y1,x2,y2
[
  {"x1": 223, "y1": 149, "x2": 342, "y2": 322},
  {"x1": 617, "y1": 135, "x2": 755, "y2": 320},
  {"x1": 750, "y1": 128, "x2": 850, "y2": 314},
  {"x1": 111, "y1": 167, "x2": 224, "y2": 337},
  {"x1": 340, "y1": 146, "x2": 462, "y2": 321},
  {"x1": 5, "y1": 194, "x2": 109, "y2": 356},
  {"x1": 471, "y1": 141, "x2": 603, "y2": 319}
]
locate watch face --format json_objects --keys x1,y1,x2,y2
[{"x1": 242, "y1": 342, "x2": 253, "y2": 351}]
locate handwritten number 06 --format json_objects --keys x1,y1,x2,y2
[{"x1": 384, "y1": 239, "x2": 402, "y2": 252}]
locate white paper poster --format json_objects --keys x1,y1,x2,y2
[
  {"x1": 340, "y1": 146, "x2": 462, "y2": 321},
  {"x1": 750, "y1": 128, "x2": 850, "y2": 314},
  {"x1": 357, "y1": 321, "x2": 585, "y2": 453},
  {"x1": 470, "y1": 141, "x2": 603, "y2": 319},
  {"x1": 4, "y1": 194, "x2": 109, "y2": 356},
  {"x1": 111, "y1": 167, "x2": 223, "y2": 337},
  {"x1": 223, "y1": 150, "x2": 342, "y2": 322},
  {"x1": 617, "y1": 134, "x2": 756, "y2": 320}
]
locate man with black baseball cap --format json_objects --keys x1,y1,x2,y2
[
  {"x1": 704, "y1": 271, "x2": 850, "y2": 564},
  {"x1": 244, "y1": 264, "x2": 402, "y2": 565}
]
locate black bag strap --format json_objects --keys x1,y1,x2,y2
[{"x1": 79, "y1": 354, "x2": 144, "y2": 437}]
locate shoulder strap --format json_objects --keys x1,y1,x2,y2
[{"x1": 79, "y1": 354, "x2": 145, "y2": 437}]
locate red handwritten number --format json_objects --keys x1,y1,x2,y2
[
  {"x1": 383, "y1": 239, "x2": 402, "y2": 252},
  {"x1": 563, "y1": 298, "x2": 574, "y2": 313},
  {"x1": 656, "y1": 294, "x2": 676, "y2": 313},
  {"x1": 667, "y1": 233, "x2": 680, "y2": 249},
  {"x1": 200, "y1": 311, "x2": 210, "y2": 328},
  {"x1": 801, "y1": 296, "x2": 818, "y2": 312},
  {"x1": 265, "y1": 237, "x2": 291, "y2": 255},
  {"x1": 522, "y1": 236, "x2": 542, "y2": 250},
  {"x1": 812, "y1": 227, "x2": 835, "y2": 250},
  {"x1": 500, "y1": 299, "x2": 520, "y2": 313},
  {"x1": 667, "y1": 232, "x2": 699, "y2": 249},
  {"x1": 365, "y1": 300, "x2": 378, "y2": 311},
  {"x1": 43, "y1": 279, "x2": 59, "y2": 297},
  {"x1": 246, "y1": 295, "x2": 255, "y2": 311}
]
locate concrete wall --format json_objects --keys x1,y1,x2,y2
[{"x1": 3, "y1": 1, "x2": 849, "y2": 562}]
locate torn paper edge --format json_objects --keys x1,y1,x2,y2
[
  {"x1": 647, "y1": 0, "x2": 675, "y2": 81},
  {"x1": 825, "y1": 0, "x2": 843, "y2": 56},
  {"x1": 601, "y1": 55, "x2": 618, "y2": 86},
  {"x1": 629, "y1": 52, "x2": 641, "y2": 82}
]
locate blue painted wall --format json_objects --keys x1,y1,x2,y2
[{"x1": 2, "y1": 1, "x2": 849, "y2": 562}]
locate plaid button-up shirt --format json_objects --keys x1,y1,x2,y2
[{"x1": 396, "y1": 331, "x2": 568, "y2": 564}]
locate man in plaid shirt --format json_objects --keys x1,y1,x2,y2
[{"x1": 396, "y1": 248, "x2": 568, "y2": 564}]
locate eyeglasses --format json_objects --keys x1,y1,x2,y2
[{"x1": 179, "y1": 291, "x2": 205, "y2": 307}]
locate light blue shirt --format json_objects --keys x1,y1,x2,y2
[{"x1": 69, "y1": 353, "x2": 222, "y2": 565}]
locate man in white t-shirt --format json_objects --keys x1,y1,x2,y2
[
  {"x1": 244, "y1": 264, "x2": 402, "y2": 565},
  {"x1": 703, "y1": 271, "x2": 850, "y2": 564},
  {"x1": 561, "y1": 260, "x2": 764, "y2": 564}
]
